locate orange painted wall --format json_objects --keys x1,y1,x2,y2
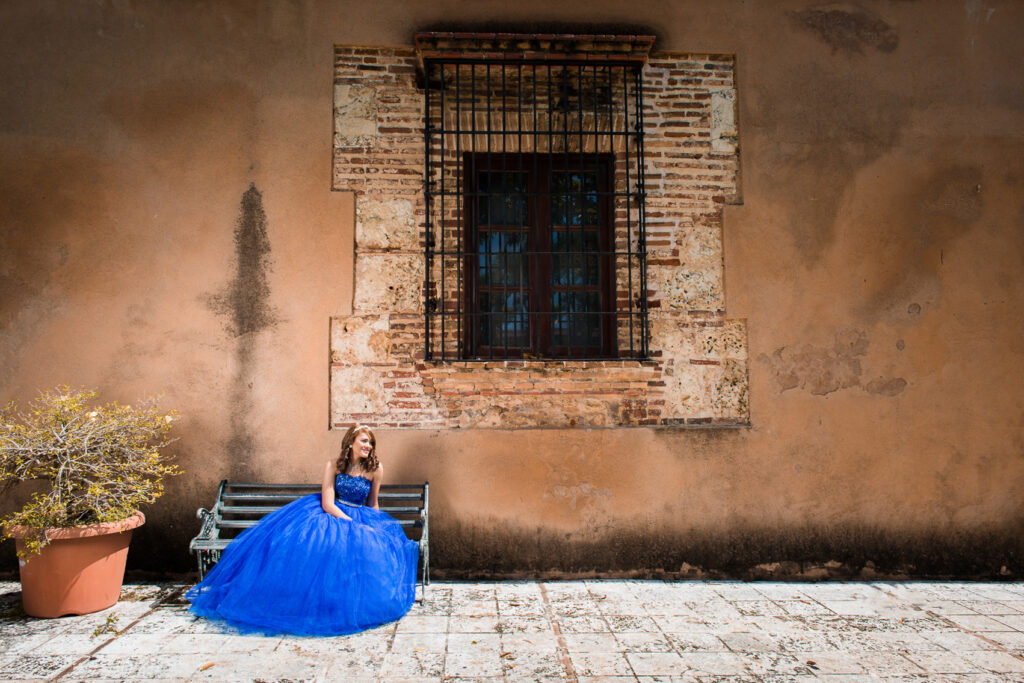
[{"x1": 1, "y1": 0, "x2": 1022, "y2": 576}]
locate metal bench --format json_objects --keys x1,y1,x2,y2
[{"x1": 189, "y1": 480, "x2": 429, "y2": 592}]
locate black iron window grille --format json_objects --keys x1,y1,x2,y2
[{"x1": 423, "y1": 59, "x2": 648, "y2": 361}]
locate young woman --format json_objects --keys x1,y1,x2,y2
[{"x1": 186, "y1": 425, "x2": 419, "y2": 635}]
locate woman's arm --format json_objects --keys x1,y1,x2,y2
[
  {"x1": 365, "y1": 464, "x2": 383, "y2": 510},
  {"x1": 321, "y1": 460, "x2": 351, "y2": 520}
]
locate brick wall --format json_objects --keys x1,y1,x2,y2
[{"x1": 330, "y1": 44, "x2": 749, "y2": 429}]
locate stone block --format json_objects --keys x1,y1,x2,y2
[
  {"x1": 708, "y1": 358, "x2": 750, "y2": 423},
  {"x1": 330, "y1": 365, "x2": 386, "y2": 417},
  {"x1": 353, "y1": 253, "x2": 423, "y2": 314},
  {"x1": 710, "y1": 88, "x2": 738, "y2": 153},
  {"x1": 330, "y1": 315, "x2": 391, "y2": 364},
  {"x1": 648, "y1": 315, "x2": 699, "y2": 359},
  {"x1": 677, "y1": 222, "x2": 723, "y2": 269},
  {"x1": 356, "y1": 198, "x2": 417, "y2": 250},
  {"x1": 650, "y1": 224, "x2": 724, "y2": 311},
  {"x1": 660, "y1": 362, "x2": 709, "y2": 419},
  {"x1": 650, "y1": 265, "x2": 723, "y2": 312},
  {"x1": 696, "y1": 318, "x2": 748, "y2": 360},
  {"x1": 334, "y1": 84, "x2": 377, "y2": 147}
]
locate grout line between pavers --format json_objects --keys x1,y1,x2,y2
[
  {"x1": 646, "y1": 580, "x2": 703, "y2": 679},
  {"x1": 771, "y1": 586, "x2": 858, "y2": 677},
  {"x1": 494, "y1": 589, "x2": 508, "y2": 683},
  {"x1": 591, "y1": 581, "x2": 642, "y2": 680},
  {"x1": 377, "y1": 620, "x2": 400, "y2": 683},
  {"x1": 51, "y1": 585, "x2": 188, "y2": 681},
  {"x1": 833, "y1": 592, "x2": 929, "y2": 679},
  {"x1": 439, "y1": 589, "x2": 452, "y2": 683},
  {"x1": 537, "y1": 582, "x2": 578, "y2": 683},
  {"x1": 925, "y1": 609, "x2": 1024, "y2": 663},
  {"x1": 849, "y1": 586, "x2": 1017, "y2": 677},
  {"x1": 878, "y1": 584, "x2": 1024, "y2": 662}
]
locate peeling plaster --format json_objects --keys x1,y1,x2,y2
[
  {"x1": 790, "y1": 4, "x2": 899, "y2": 54},
  {"x1": 548, "y1": 483, "x2": 611, "y2": 512},
  {"x1": 760, "y1": 328, "x2": 905, "y2": 397}
]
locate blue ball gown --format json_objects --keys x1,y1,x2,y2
[{"x1": 186, "y1": 473, "x2": 419, "y2": 636}]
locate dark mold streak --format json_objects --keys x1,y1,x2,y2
[
  {"x1": 207, "y1": 184, "x2": 278, "y2": 338},
  {"x1": 431, "y1": 518, "x2": 1022, "y2": 581},
  {"x1": 206, "y1": 184, "x2": 279, "y2": 481}
]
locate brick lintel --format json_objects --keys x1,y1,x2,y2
[{"x1": 413, "y1": 31, "x2": 655, "y2": 72}]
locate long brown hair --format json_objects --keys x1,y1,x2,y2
[{"x1": 335, "y1": 424, "x2": 379, "y2": 474}]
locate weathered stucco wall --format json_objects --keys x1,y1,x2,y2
[{"x1": 1, "y1": 0, "x2": 1022, "y2": 577}]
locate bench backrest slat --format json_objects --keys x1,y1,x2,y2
[
  {"x1": 209, "y1": 482, "x2": 426, "y2": 538},
  {"x1": 218, "y1": 504, "x2": 425, "y2": 514},
  {"x1": 217, "y1": 518, "x2": 423, "y2": 529}
]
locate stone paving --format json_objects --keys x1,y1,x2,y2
[{"x1": 2, "y1": 580, "x2": 1024, "y2": 681}]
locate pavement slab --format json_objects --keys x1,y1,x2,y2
[{"x1": 1, "y1": 580, "x2": 1024, "y2": 681}]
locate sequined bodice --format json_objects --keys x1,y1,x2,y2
[{"x1": 334, "y1": 473, "x2": 371, "y2": 506}]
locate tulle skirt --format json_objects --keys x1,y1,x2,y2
[{"x1": 186, "y1": 493, "x2": 418, "y2": 636}]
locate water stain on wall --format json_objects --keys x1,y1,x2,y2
[
  {"x1": 0, "y1": 145, "x2": 107, "y2": 387},
  {"x1": 205, "y1": 184, "x2": 279, "y2": 479},
  {"x1": 865, "y1": 164, "x2": 984, "y2": 318},
  {"x1": 103, "y1": 79, "x2": 259, "y2": 152},
  {"x1": 790, "y1": 4, "x2": 899, "y2": 54},
  {"x1": 756, "y1": 65, "x2": 910, "y2": 265}
]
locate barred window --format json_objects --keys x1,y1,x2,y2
[{"x1": 423, "y1": 56, "x2": 649, "y2": 361}]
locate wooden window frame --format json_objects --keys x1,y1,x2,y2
[{"x1": 463, "y1": 153, "x2": 616, "y2": 359}]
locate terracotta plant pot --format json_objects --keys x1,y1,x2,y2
[{"x1": 7, "y1": 511, "x2": 146, "y2": 618}]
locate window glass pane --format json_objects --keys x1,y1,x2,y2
[
  {"x1": 478, "y1": 172, "x2": 528, "y2": 226},
  {"x1": 551, "y1": 230, "x2": 599, "y2": 286},
  {"x1": 552, "y1": 291, "x2": 601, "y2": 347},
  {"x1": 477, "y1": 232, "x2": 527, "y2": 286},
  {"x1": 552, "y1": 254, "x2": 600, "y2": 286},
  {"x1": 551, "y1": 171, "x2": 598, "y2": 226},
  {"x1": 478, "y1": 291, "x2": 530, "y2": 348},
  {"x1": 551, "y1": 229, "x2": 599, "y2": 252}
]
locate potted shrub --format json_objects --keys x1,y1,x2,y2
[{"x1": 0, "y1": 386, "x2": 180, "y2": 617}]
